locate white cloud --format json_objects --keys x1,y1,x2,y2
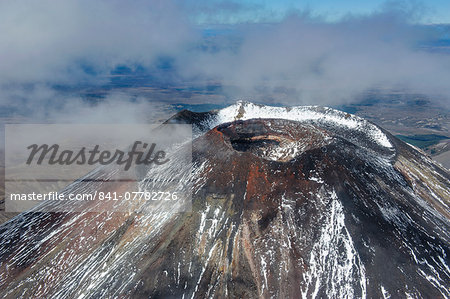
[
  {"x1": 0, "y1": 0, "x2": 448, "y2": 121},
  {"x1": 0, "y1": 0, "x2": 194, "y2": 84},
  {"x1": 177, "y1": 10, "x2": 450, "y2": 105}
]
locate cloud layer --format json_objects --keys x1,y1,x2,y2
[
  {"x1": 0, "y1": 0, "x2": 449, "y2": 122},
  {"x1": 0, "y1": 0, "x2": 193, "y2": 84},
  {"x1": 182, "y1": 12, "x2": 450, "y2": 105}
]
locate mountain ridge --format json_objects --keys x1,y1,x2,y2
[{"x1": 0, "y1": 101, "x2": 449, "y2": 298}]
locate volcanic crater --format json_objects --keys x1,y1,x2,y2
[{"x1": 216, "y1": 118, "x2": 331, "y2": 162}]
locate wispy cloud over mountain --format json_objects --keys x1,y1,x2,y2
[
  {"x1": 0, "y1": 0, "x2": 193, "y2": 84},
  {"x1": 0, "y1": 0, "x2": 449, "y2": 120},
  {"x1": 183, "y1": 11, "x2": 450, "y2": 105}
]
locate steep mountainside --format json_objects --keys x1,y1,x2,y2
[{"x1": 0, "y1": 101, "x2": 449, "y2": 298}]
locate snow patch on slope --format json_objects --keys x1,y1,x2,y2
[{"x1": 301, "y1": 189, "x2": 367, "y2": 299}]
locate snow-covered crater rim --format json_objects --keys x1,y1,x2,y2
[{"x1": 209, "y1": 101, "x2": 393, "y2": 149}]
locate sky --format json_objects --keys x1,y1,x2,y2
[
  {"x1": 0, "y1": 0, "x2": 449, "y2": 123},
  {"x1": 185, "y1": 0, "x2": 450, "y2": 24}
]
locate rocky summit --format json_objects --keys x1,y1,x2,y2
[{"x1": 0, "y1": 101, "x2": 449, "y2": 298}]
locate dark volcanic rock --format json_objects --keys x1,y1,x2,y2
[{"x1": 0, "y1": 102, "x2": 449, "y2": 298}]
